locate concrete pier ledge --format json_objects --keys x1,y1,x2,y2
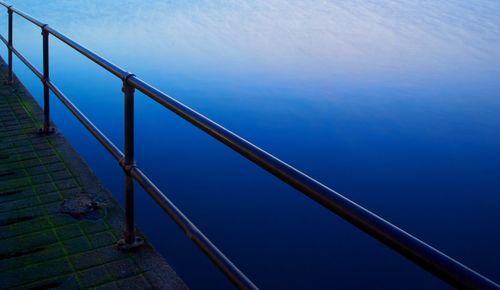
[{"x1": 0, "y1": 62, "x2": 187, "y2": 289}]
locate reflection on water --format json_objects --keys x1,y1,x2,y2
[
  {"x1": 3, "y1": 1, "x2": 500, "y2": 289},
  {"x1": 9, "y1": 0, "x2": 500, "y2": 83}
]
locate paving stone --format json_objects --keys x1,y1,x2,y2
[
  {"x1": 18, "y1": 257, "x2": 73, "y2": 286},
  {"x1": 0, "y1": 197, "x2": 40, "y2": 212},
  {"x1": 77, "y1": 264, "x2": 114, "y2": 288},
  {"x1": 15, "y1": 145, "x2": 33, "y2": 154},
  {"x1": 45, "y1": 162, "x2": 67, "y2": 172},
  {"x1": 25, "y1": 165, "x2": 48, "y2": 176},
  {"x1": 33, "y1": 182, "x2": 57, "y2": 194},
  {"x1": 80, "y1": 219, "x2": 110, "y2": 234},
  {"x1": 19, "y1": 151, "x2": 37, "y2": 160},
  {"x1": 29, "y1": 173, "x2": 53, "y2": 184},
  {"x1": 23, "y1": 274, "x2": 80, "y2": 290},
  {"x1": 95, "y1": 281, "x2": 120, "y2": 290},
  {"x1": 22, "y1": 158, "x2": 41, "y2": 168},
  {"x1": 62, "y1": 235, "x2": 93, "y2": 254},
  {"x1": 54, "y1": 178, "x2": 79, "y2": 190},
  {"x1": 0, "y1": 217, "x2": 53, "y2": 239},
  {"x1": 39, "y1": 156, "x2": 61, "y2": 165},
  {"x1": 50, "y1": 169, "x2": 73, "y2": 181},
  {"x1": 106, "y1": 259, "x2": 142, "y2": 280},
  {"x1": 39, "y1": 192, "x2": 62, "y2": 204},
  {"x1": 89, "y1": 231, "x2": 117, "y2": 248},
  {"x1": 95, "y1": 245, "x2": 129, "y2": 264},
  {"x1": 56, "y1": 224, "x2": 85, "y2": 240},
  {"x1": 70, "y1": 249, "x2": 105, "y2": 271},
  {"x1": 36, "y1": 148, "x2": 56, "y2": 158},
  {"x1": 116, "y1": 274, "x2": 151, "y2": 290}
]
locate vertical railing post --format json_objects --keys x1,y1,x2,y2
[
  {"x1": 7, "y1": 6, "x2": 13, "y2": 84},
  {"x1": 124, "y1": 79, "x2": 135, "y2": 243},
  {"x1": 40, "y1": 25, "x2": 54, "y2": 134},
  {"x1": 118, "y1": 75, "x2": 143, "y2": 250}
]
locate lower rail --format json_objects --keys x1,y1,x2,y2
[{"x1": 131, "y1": 167, "x2": 258, "y2": 290}]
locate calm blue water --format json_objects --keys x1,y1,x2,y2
[{"x1": 2, "y1": 1, "x2": 500, "y2": 289}]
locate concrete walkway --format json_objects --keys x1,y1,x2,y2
[{"x1": 0, "y1": 62, "x2": 187, "y2": 289}]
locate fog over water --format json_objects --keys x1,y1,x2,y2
[{"x1": 2, "y1": 1, "x2": 500, "y2": 289}]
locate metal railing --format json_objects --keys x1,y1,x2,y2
[{"x1": 0, "y1": 2, "x2": 498, "y2": 290}]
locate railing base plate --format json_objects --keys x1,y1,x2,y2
[
  {"x1": 116, "y1": 236, "x2": 144, "y2": 251},
  {"x1": 38, "y1": 127, "x2": 56, "y2": 135}
]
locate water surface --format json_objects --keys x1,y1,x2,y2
[{"x1": 2, "y1": 1, "x2": 500, "y2": 289}]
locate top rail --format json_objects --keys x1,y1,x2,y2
[{"x1": 0, "y1": 2, "x2": 499, "y2": 290}]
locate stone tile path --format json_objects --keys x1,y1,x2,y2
[{"x1": 0, "y1": 64, "x2": 186, "y2": 289}]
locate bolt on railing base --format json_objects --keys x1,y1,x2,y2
[
  {"x1": 38, "y1": 127, "x2": 56, "y2": 135},
  {"x1": 116, "y1": 236, "x2": 145, "y2": 251}
]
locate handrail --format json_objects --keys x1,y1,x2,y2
[
  {"x1": 0, "y1": 2, "x2": 498, "y2": 290},
  {"x1": 0, "y1": 3, "x2": 257, "y2": 289}
]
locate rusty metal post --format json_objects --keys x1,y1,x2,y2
[
  {"x1": 7, "y1": 6, "x2": 13, "y2": 83},
  {"x1": 40, "y1": 25, "x2": 54, "y2": 134},
  {"x1": 117, "y1": 75, "x2": 143, "y2": 250}
]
